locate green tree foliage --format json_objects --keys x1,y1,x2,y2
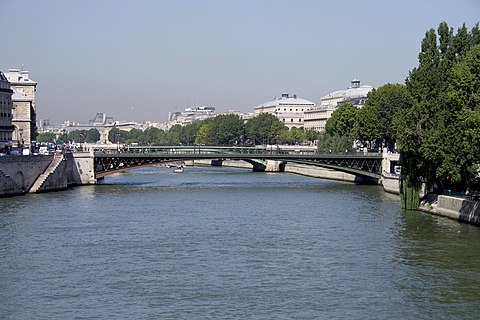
[
  {"x1": 36, "y1": 132, "x2": 56, "y2": 143},
  {"x1": 196, "y1": 124, "x2": 211, "y2": 145},
  {"x1": 354, "y1": 84, "x2": 409, "y2": 151},
  {"x1": 394, "y1": 22, "x2": 480, "y2": 209},
  {"x1": 126, "y1": 128, "x2": 143, "y2": 143},
  {"x1": 67, "y1": 130, "x2": 83, "y2": 142},
  {"x1": 304, "y1": 128, "x2": 320, "y2": 145},
  {"x1": 168, "y1": 125, "x2": 182, "y2": 145},
  {"x1": 108, "y1": 127, "x2": 129, "y2": 143},
  {"x1": 439, "y1": 44, "x2": 480, "y2": 190},
  {"x1": 181, "y1": 122, "x2": 202, "y2": 145},
  {"x1": 245, "y1": 113, "x2": 287, "y2": 145},
  {"x1": 205, "y1": 114, "x2": 245, "y2": 145},
  {"x1": 325, "y1": 102, "x2": 358, "y2": 137},
  {"x1": 85, "y1": 128, "x2": 100, "y2": 143},
  {"x1": 316, "y1": 132, "x2": 353, "y2": 153}
]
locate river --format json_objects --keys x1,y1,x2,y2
[{"x1": 1, "y1": 166, "x2": 479, "y2": 319}]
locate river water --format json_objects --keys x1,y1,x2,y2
[{"x1": 1, "y1": 166, "x2": 479, "y2": 319}]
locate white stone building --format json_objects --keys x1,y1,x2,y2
[
  {"x1": 254, "y1": 93, "x2": 315, "y2": 130},
  {"x1": 304, "y1": 79, "x2": 374, "y2": 132},
  {"x1": 5, "y1": 69, "x2": 38, "y2": 148},
  {"x1": 168, "y1": 106, "x2": 216, "y2": 126},
  {"x1": 0, "y1": 71, "x2": 14, "y2": 151}
]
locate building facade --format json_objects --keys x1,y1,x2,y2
[
  {"x1": 254, "y1": 93, "x2": 315, "y2": 130},
  {"x1": 304, "y1": 79, "x2": 374, "y2": 132},
  {"x1": 0, "y1": 71, "x2": 14, "y2": 152},
  {"x1": 168, "y1": 106, "x2": 216, "y2": 127},
  {"x1": 5, "y1": 69, "x2": 38, "y2": 148}
]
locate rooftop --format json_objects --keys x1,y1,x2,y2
[
  {"x1": 321, "y1": 79, "x2": 374, "y2": 101},
  {"x1": 255, "y1": 93, "x2": 315, "y2": 109}
]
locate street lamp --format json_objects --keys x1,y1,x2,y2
[
  {"x1": 80, "y1": 131, "x2": 85, "y2": 151},
  {"x1": 116, "y1": 132, "x2": 120, "y2": 152},
  {"x1": 18, "y1": 128, "x2": 23, "y2": 150}
]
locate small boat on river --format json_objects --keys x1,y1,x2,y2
[{"x1": 174, "y1": 165, "x2": 184, "y2": 173}]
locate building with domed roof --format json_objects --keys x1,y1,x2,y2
[
  {"x1": 254, "y1": 93, "x2": 315, "y2": 130},
  {"x1": 304, "y1": 79, "x2": 374, "y2": 132}
]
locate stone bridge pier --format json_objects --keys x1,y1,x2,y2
[{"x1": 252, "y1": 160, "x2": 286, "y2": 172}]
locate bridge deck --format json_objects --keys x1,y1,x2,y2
[{"x1": 93, "y1": 149, "x2": 383, "y2": 179}]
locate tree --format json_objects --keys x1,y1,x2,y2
[
  {"x1": 36, "y1": 132, "x2": 56, "y2": 143},
  {"x1": 196, "y1": 124, "x2": 211, "y2": 145},
  {"x1": 141, "y1": 127, "x2": 161, "y2": 145},
  {"x1": 354, "y1": 84, "x2": 409, "y2": 151},
  {"x1": 325, "y1": 102, "x2": 358, "y2": 138},
  {"x1": 245, "y1": 113, "x2": 287, "y2": 145},
  {"x1": 168, "y1": 124, "x2": 182, "y2": 145},
  {"x1": 126, "y1": 128, "x2": 143, "y2": 144},
  {"x1": 85, "y1": 128, "x2": 100, "y2": 143},
  {"x1": 316, "y1": 132, "x2": 353, "y2": 153},
  {"x1": 67, "y1": 130, "x2": 83, "y2": 143},
  {"x1": 108, "y1": 128, "x2": 129, "y2": 143},
  {"x1": 205, "y1": 114, "x2": 245, "y2": 145},
  {"x1": 181, "y1": 122, "x2": 202, "y2": 145},
  {"x1": 439, "y1": 44, "x2": 480, "y2": 190},
  {"x1": 304, "y1": 128, "x2": 320, "y2": 145},
  {"x1": 394, "y1": 22, "x2": 480, "y2": 209}
]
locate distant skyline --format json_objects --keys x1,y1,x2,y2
[{"x1": 1, "y1": 0, "x2": 479, "y2": 124}]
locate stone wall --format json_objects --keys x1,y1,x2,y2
[
  {"x1": 0, "y1": 152, "x2": 95, "y2": 197},
  {"x1": 65, "y1": 152, "x2": 96, "y2": 186},
  {"x1": 0, "y1": 155, "x2": 52, "y2": 195},
  {"x1": 285, "y1": 163, "x2": 376, "y2": 184},
  {"x1": 420, "y1": 194, "x2": 480, "y2": 226},
  {"x1": 381, "y1": 173, "x2": 400, "y2": 194}
]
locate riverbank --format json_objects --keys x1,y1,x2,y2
[{"x1": 420, "y1": 193, "x2": 480, "y2": 225}]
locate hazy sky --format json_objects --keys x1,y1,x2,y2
[{"x1": 1, "y1": 0, "x2": 479, "y2": 124}]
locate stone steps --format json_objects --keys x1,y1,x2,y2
[
  {"x1": 0, "y1": 169, "x2": 24, "y2": 195},
  {"x1": 29, "y1": 155, "x2": 65, "y2": 193}
]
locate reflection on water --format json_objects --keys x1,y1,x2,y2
[
  {"x1": 395, "y1": 210, "x2": 480, "y2": 319},
  {"x1": 1, "y1": 167, "x2": 479, "y2": 319}
]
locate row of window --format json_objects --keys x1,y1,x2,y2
[
  {"x1": 0, "y1": 131, "x2": 12, "y2": 141},
  {"x1": 282, "y1": 118, "x2": 302, "y2": 122},
  {"x1": 276, "y1": 108, "x2": 306, "y2": 112}
]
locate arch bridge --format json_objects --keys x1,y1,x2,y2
[{"x1": 93, "y1": 146, "x2": 383, "y2": 180}]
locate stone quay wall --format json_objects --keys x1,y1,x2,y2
[
  {"x1": 0, "y1": 152, "x2": 95, "y2": 197},
  {"x1": 0, "y1": 155, "x2": 52, "y2": 195},
  {"x1": 420, "y1": 194, "x2": 480, "y2": 226}
]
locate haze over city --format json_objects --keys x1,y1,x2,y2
[{"x1": 1, "y1": 0, "x2": 479, "y2": 123}]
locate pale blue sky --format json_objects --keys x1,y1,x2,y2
[{"x1": 1, "y1": 0, "x2": 479, "y2": 123}]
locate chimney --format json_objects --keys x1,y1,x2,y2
[
  {"x1": 8, "y1": 69, "x2": 20, "y2": 82},
  {"x1": 20, "y1": 71, "x2": 30, "y2": 80},
  {"x1": 293, "y1": 94, "x2": 297, "y2": 99}
]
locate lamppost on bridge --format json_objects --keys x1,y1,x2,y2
[
  {"x1": 18, "y1": 128, "x2": 23, "y2": 152},
  {"x1": 80, "y1": 131, "x2": 85, "y2": 152},
  {"x1": 116, "y1": 132, "x2": 121, "y2": 152}
]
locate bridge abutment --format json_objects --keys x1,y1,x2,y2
[{"x1": 252, "y1": 160, "x2": 285, "y2": 172}]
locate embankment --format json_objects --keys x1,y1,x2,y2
[
  {"x1": 420, "y1": 194, "x2": 480, "y2": 226},
  {"x1": 0, "y1": 152, "x2": 95, "y2": 197}
]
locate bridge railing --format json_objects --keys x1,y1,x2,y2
[{"x1": 94, "y1": 145, "x2": 383, "y2": 157}]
